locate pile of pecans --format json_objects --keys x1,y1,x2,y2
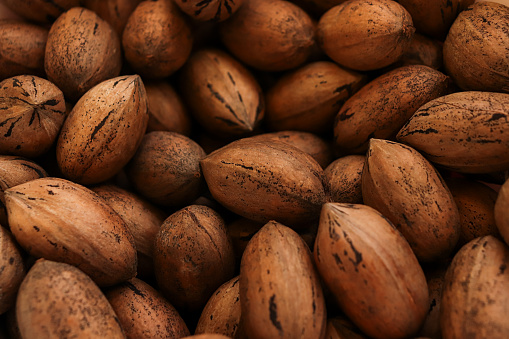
[{"x1": 0, "y1": 0, "x2": 508, "y2": 338}]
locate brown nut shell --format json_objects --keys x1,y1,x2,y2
[
  {"x1": 4, "y1": 177, "x2": 137, "y2": 287},
  {"x1": 317, "y1": 0, "x2": 415, "y2": 71},
  {"x1": 0, "y1": 75, "x2": 66, "y2": 158},
  {"x1": 195, "y1": 276, "x2": 241, "y2": 337},
  {"x1": 122, "y1": 0, "x2": 193, "y2": 79},
  {"x1": 106, "y1": 277, "x2": 190, "y2": 339},
  {"x1": 45, "y1": 7, "x2": 122, "y2": 102},
  {"x1": 56, "y1": 75, "x2": 148, "y2": 185},
  {"x1": 440, "y1": 236, "x2": 509, "y2": 339},
  {"x1": 396, "y1": 91, "x2": 509, "y2": 174},
  {"x1": 0, "y1": 156, "x2": 47, "y2": 226},
  {"x1": 398, "y1": 0, "x2": 474, "y2": 40},
  {"x1": 265, "y1": 61, "x2": 366, "y2": 134},
  {"x1": 126, "y1": 131, "x2": 206, "y2": 207},
  {"x1": 0, "y1": 21, "x2": 47, "y2": 80},
  {"x1": 16, "y1": 259, "x2": 125, "y2": 339},
  {"x1": 446, "y1": 177, "x2": 500, "y2": 247},
  {"x1": 0, "y1": 226, "x2": 25, "y2": 315},
  {"x1": 495, "y1": 179, "x2": 509, "y2": 246},
  {"x1": 249, "y1": 131, "x2": 333, "y2": 169},
  {"x1": 333, "y1": 65, "x2": 450, "y2": 155},
  {"x1": 314, "y1": 203, "x2": 429, "y2": 339},
  {"x1": 145, "y1": 80, "x2": 192, "y2": 136},
  {"x1": 219, "y1": 0, "x2": 316, "y2": 71},
  {"x1": 180, "y1": 49, "x2": 264, "y2": 137},
  {"x1": 325, "y1": 316, "x2": 368, "y2": 339},
  {"x1": 200, "y1": 138, "x2": 329, "y2": 227},
  {"x1": 240, "y1": 220, "x2": 326, "y2": 339},
  {"x1": 443, "y1": 2, "x2": 509, "y2": 93},
  {"x1": 174, "y1": 0, "x2": 244, "y2": 22},
  {"x1": 91, "y1": 184, "x2": 165, "y2": 280},
  {"x1": 84, "y1": 0, "x2": 142, "y2": 36},
  {"x1": 324, "y1": 155, "x2": 365, "y2": 204},
  {"x1": 362, "y1": 139, "x2": 460, "y2": 262},
  {"x1": 154, "y1": 205, "x2": 235, "y2": 313}
]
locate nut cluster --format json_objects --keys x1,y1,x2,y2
[{"x1": 0, "y1": 0, "x2": 508, "y2": 338}]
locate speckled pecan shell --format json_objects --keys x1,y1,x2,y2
[
  {"x1": 317, "y1": 0, "x2": 415, "y2": 71},
  {"x1": 195, "y1": 276, "x2": 241, "y2": 337},
  {"x1": 443, "y1": 2, "x2": 509, "y2": 93},
  {"x1": 314, "y1": 203, "x2": 428, "y2": 339},
  {"x1": 91, "y1": 184, "x2": 165, "y2": 280},
  {"x1": 56, "y1": 75, "x2": 148, "y2": 185},
  {"x1": 0, "y1": 156, "x2": 47, "y2": 226},
  {"x1": 446, "y1": 177, "x2": 500, "y2": 247},
  {"x1": 85, "y1": 0, "x2": 142, "y2": 36},
  {"x1": 440, "y1": 236, "x2": 509, "y2": 338},
  {"x1": 0, "y1": 226, "x2": 25, "y2": 315},
  {"x1": 0, "y1": 21, "x2": 47, "y2": 81},
  {"x1": 126, "y1": 131, "x2": 206, "y2": 207},
  {"x1": 145, "y1": 80, "x2": 191, "y2": 136},
  {"x1": 174, "y1": 0, "x2": 243, "y2": 22},
  {"x1": 396, "y1": 91, "x2": 509, "y2": 173},
  {"x1": 45, "y1": 7, "x2": 122, "y2": 102},
  {"x1": 249, "y1": 131, "x2": 333, "y2": 169},
  {"x1": 265, "y1": 61, "x2": 366, "y2": 134},
  {"x1": 362, "y1": 139, "x2": 460, "y2": 262},
  {"x1": 240, "y1": 220, "x2": 326, "y2": 339},
  {"x1": 219, "y1": 0, "x2": 316, "y2": 71},
  {"x1": 180, "y1": 49, "x2": 264, "y2": 137},
  {"x1": 122, "y1": 0, "x2": 193, "y2": 79},
  {"x1": 200, "y1": 138, "x2": 329, "y2": 227},
  {"x1": 333, "y1": 65, "x2": 450, "y2": 155},
  {"x1": 106, "y1": 278, "x2": 190, "y2": 339},
  {"x1": 16, "y1": 259, "x2": 125, "y2": 339},
  {"x1": 0, "y1": 75, "x2": 66, "y2": 158},
  {"x1": 154, "y1": 205, "x2": 235, "y2": 313},
  {"x1": 4, "y1": 177, "x2": 137, "y2": 286},
  {"x1": 324, "y1": 155, "x2": 365, "y2": 204},
  {"x1": 495, "y1": 179, "x2": 509, "y2": 246}
]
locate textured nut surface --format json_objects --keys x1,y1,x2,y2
[
  {"x1": 0, "y1": 0, "x2": 81, "y2": 23},
  {"x1": 0, "y1": 75, "x2": 66, "y2": 158},
  {"x1": 126, "y1": 131, "x2": 206, "y2": 207},
  {"x1": 441, "y1": 236, "x2": 509, "y2": 339},
  {"x1": 154, "y1": 205, "x2": 235, "y2": 313},
  {"x1": 0, "y1": 226, "x2": 25, "y2": 315},
  {"x1": 180, "y1": 49, "x2": 264, "y2": 137},
  {"x1": 200, "y1": 138, "x2": 329, "y2": 227},
  {"x1": 4, "y1": 177, "x2": 137, "y2": 286},
  {"x1": 495, "y1": 179, "x2": 509, "y2": 246},
  {"x1": 85, "y1": 0, "x2": 142, "y2": 36},
  {"x1": 240, "y1": 220, "x2": 326, "y2": 339},
  {"x1": 219, "y1": 0, "x2": 316, "y2": 71},
  {"x1": 122, "y1": 0, "x2": 193, "y2": 79},
  {"x1": 195, "y1": 276, "x2": 241, "y2": 337},
  {"x1": 265, "y1": 61, "x2": 366, "y2": 134},
  {"x1": 397, "y1": 91, "x2": 509, "y2": 173},
  {"x1": 314, "y1": 203, "x2": 429, "y2": 339},
  {"x1": 362, "y1": 139, "x2": 460, "y2": 262},
  {"x1": 333, "y1": 65, "x2": 450, "y2": 155},
  {"x1": 16, "y1": 260, "x2": 125, "y2": 339},
  {"x1": 56, "y1": 75, "x2": 148, "y2": 185},
  {"x1": 106, "y1": 277, "x2": 190, "y2": 339},
  {"x1": 174, "y1": 0, "x2": 243, "y2": 21},
  {"x1": 0, "y1": 21, "x2": 47, "y2": 80},
  {"x1": 443, "y1": 2, "x2": 509, "y2": 93},
  {"x1": 317, "y1": 0, "x2": 415, "y2": 71},
  {"x1": 324, "y1": 155, "x2": 364, "y2": 204},
  {"x1": 45, "y1": 7, "x2": 122, "y2": 102}
]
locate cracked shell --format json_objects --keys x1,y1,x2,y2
[
  {"x1": 314, "y1": 203, "x2": 428, "y2": 339},
  {"x1": 240, "y1": 220, "x2": 326, "y2": 339}
]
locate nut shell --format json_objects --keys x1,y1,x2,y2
[
  {"x1": 0, "y1": 226, "x2": 25, "y2": 315},
  {"x1": 16, "y1": 259, "x2": 125, "y2": 338},
  {"x1": 4, "y1": 177, "x2": 137, "y2": 286},
  {"x1": 45, "y1": 7, "x2": 122, "y2": 102}
]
